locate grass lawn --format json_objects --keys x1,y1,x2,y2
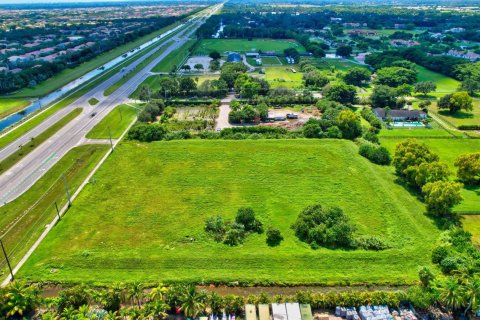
[
  {"x1": 264, "y1": 66, "x2": 303, "y2": 88},
  {"x1": 194, "y1": 39, "x2": 306, "y2": 56},
  {"x1": 18, "y1": 139, "x2": 439, "y2": 285},
  {"x1": 380, "y1": 138, "x2": 480, "y2": 213},
  {"x1": 152, "y1": 39, "x2": 196, "y2": 73},
  {"x1": 86, "y1": 104, "x2": 139, "y2": 139},
  {"x1": 0, "y1": 108, "x2": 82, "y2": 175},
  {"x1": 0, "y1": 145, "x2": 108, "y2": 278},
  {"x1": 462, "y1": 215, "x2": 480, "y2": 246},
  {"x1": 6, "y1": 21, "x2": 184, "y2": 99},
  {"x1": 430, "y1": 98, "x2": 480, "y2": 128},
  {"x1": 415, "y1": 65, "x2": 460, "y2": 93},
  {"x1": 88, "y1": 98, "x2": 99, "y2": 106},
  {"x1": 261, "y1": 56, "x2": 283, "y2": 65},
  {"x1": 0, "y1": 99, "x2": 30, "y2": 120}
]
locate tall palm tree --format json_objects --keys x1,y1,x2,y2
[
  {"x1": 463, "y1": 275, "x2": 480, "y2": 315},
  {"x1": 439, "y1": 277, "x2": 465, "y2": 311},
  {"x1": 180, "y1": 285, "x2": 206, "y2": 319}
]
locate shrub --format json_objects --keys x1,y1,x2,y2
[
  {"x1": 358, "y1": 143, "x2": 391, "y2": 165},
  {"x1": 266, "y1": 228, "x2": 284, "y2": 247},
  {"x1": 326, "y1": 126, "x2": 342, "y2": 139},
  {"x1": 303, "y1": 123, "x2": 323, "y2": 138},
  {"x1": 205, "y1": 215, "x2": 227, "y2": 242},
  {"x1": 223, "y1": 223, "x2": 246, "y2": 246},
  {"x1": 291, "y1": 204, "x2": 356, "y2": 249},
  {"x1": 431, "y1": 245, "x2": 450, "y2": 264},
  {"x1": 354, "y1": 236, "x2": 389, "y2": 251},
  {"x1": 235, "y1": 207, "x2": 263, "y2": 234},
  {"x1": 127, "y1": 123, "x2": 167, "y2": 142}
]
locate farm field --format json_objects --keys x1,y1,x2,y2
[
  {"x1": 0, "y1": 145, "x2": 108, "y2": 278},
  {"x1": 380, "y1": 138, "x2": 480, "y2": 213},
  {"x1": 264, "y1": 66, "x2": 304, "y2": 88},
  {"x1": 415, "y1": 65, "x2": 460, "y2": 93},
  {"x1": 86, "y1": 104, "x2": 140, "y2": 139},
  {"x1": 430, "y1": 98, "x2": 480, "y2": 128},
  {"x1": 18, "y1": 139, "x2": 439, "y2": 285},
  {"x1": 6, "y1": 21, "x2": 184, "y2": 99},
  {"x1": 0, "y1": 99, "x2": 30, "y2": 120},
  {"x1": 194, "y1": 39, "x2": 306, "y2": 55}
]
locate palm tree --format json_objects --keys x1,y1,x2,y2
[
  {"x1": 207, "y1": 292, "x2": 224, "y2": 315},
  {"x1": 128, "y1": 282, "x2": 144, "y2": 307},
  {"x1": 145, "y1": 300, "x2": 169, "y2": 319},
  {"x1": 463, "y1": 275, "x2": 480, "y2": 315},
  {"x1": 150, "y1": 285, "x2": 167, "y2": 302},
  {"x1": 439, "y1": 277, "x2": 465, "y2": 311},
  {"x1": 3, "y1": 281, "x2": 40, "y2": 318},
  {"x1": 61, "y1": 306, "x2": 78, "y2": 319},
  {"x1": 180, "y1": 285, "x2": 206, "y2": 319}
]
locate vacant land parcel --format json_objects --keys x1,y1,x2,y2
[
  {"x1": 19, "y1": 140, "x2": 439, "y2": 285},
  {"x1": 194, "y1": 39, "x2": 306, "y2": 55}
]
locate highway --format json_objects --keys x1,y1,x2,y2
[{"x1": 0, "y1": 4, "x2": 222, "y2": 205}]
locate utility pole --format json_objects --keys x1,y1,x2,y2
[
  {"x1": 62, "y1": 174, "x2": 72, "y2": 207},
  {"x1": 108, "y1": 126, "x2": 113, "y2": 152},
  {"x1": 55, "y1": 201, "x2": 61, "y2": 220},
  {"x1": 0, "y1": 239, "x2": 14, "y2": 282}
]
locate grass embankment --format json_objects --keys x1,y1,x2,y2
[
  {"x1": 0, "y1": 99, "x2": 30, "y2": 120},
  {"x1": 0, "y1": 145, "x2": 108, "y2": 279},
  {"x1": 104, "y1": 41, "x2": 173, "y2": 96},
  {"x1": 86, "y1": 104, "x2": 139, "y2": 139},
  {"x1": 7, "y1": 20, "x2": 186, "y2": 99},
  {"x1": 0, "y1": 108, "x2": 82, "y2": 175},
  {"x1": 19, "y1": 139, "x2": 439, "y2": 285},
  {"x1": 194, "y1": 39, "x2": 306, "y2": 55},
  {"x1": 380, "y1": 138, "x2": 480, "y2": 213},
  {"x1": 152, "y1": 39, "x2": 196, "y2": 73}
]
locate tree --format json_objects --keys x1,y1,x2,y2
[
  {"x1": 303, "y1": 71, "x2": 329, "y2": 88},
  {"x1": 322, "y1": 82, "x2": 357, "y2": 104},
  {"x1": 180, "y1": 285, "x2": 206, "y2": 319},
  {"x1": 138, "y1": 85, "x2": 151, "y2": 101},
  {"x1": 438, "y1": 92, "x2": 473, "y2": 114},
  {"x1": 266, "y1": 228, "x2": 283, "y2": 247},
  {"x1": 235, "y1": 207, "x2": 263, "y2": 233},
  {"x1": 303, "y1": 122, "x2": 323, "y2": 138},
  {"x1": 396, "y1": 84, "x2": 414, "y2": 97},
  {"x1": 393, "y1": 139, "x2": 439, "y2": 176},
  {"x1": 370, "y1": 85, "x2": 398, "y2": 109},
  {"x1": 463, "y1": 275, "x2": 480, "y2": 316},
  {"x1": 422, "y1": 181, "x2": 463, "y2": 216},
  {"x1": 209, "y1": 59, "x2": 221, "y2": 72},
  {"x1": 181, "y1": 65, "x2": 191, "y2": 72},
  {"x1": 179, "y1": 77, "x2": 197, "y2": 95},
  {"x1": 460, "y1": 78, "x2": 480, "y2": 96},
  {"x1": 194, "y1": 63, "x2": 204, "y2": 72},
  {"x1": 454, "y1": 153, "x2": 480, "y2": 185},
  {"x1": 209, "y1": 51, "x2": 221, "y2": 60},
  {"x1": 335, "y1": 109, "x2": 362, "y2": 140},
  {"x1": 439, "y1": 277, "x2": 465, "y2": 311},
  {"x1": 336, "y1": 45, "x2": 352, "y2": 57},
  {"x1": 405, "y1": 161, "x2": 450, "y2": 190},
  {"x1": 414, "y1": 81, "x2": 437, "y2": 96},
  {"x1": 374, "y1": 67, "x2": 417, "y2": 87},
  {"x1": 1, "y1": 282, "x2": 40, "y2": 318},
  {"x1": 343, "y1": 67, "x2": 371, "y2": 86},
  {"x1": 418, "y1": 266, "x2": 435, "y2": 287}
]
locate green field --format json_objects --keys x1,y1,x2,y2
[
  {"x1": 0, "y1": 145, "x2": 108, "y2": 278},
  {"x1": 380, "y1": 138, "x2": 480, "y2": 213},
  {"x1": 462, "y1": 215, "x2": 480, "y2": 246},
  {"x1": 152, "y1": 40, "x2": 196, "y2": 73},
  {"x1": 415, "y1": 66, "x2": 460, "y2": 93},
  {"x1": 431, "y1": 98, "x2": 480, "y2": 128},
  {"x1": 378, "y1": 121, "x2": 457, "y2": 138},
  {"x1": 314, "y1": 58, "x2": 370, "y2": 72},
  {"x1": 0, "y1": 108, "x2": 82, "y2": 175},
  {"x1": 86, "y1": 104, "x2": 139, "y2": 139},
  {"x1": 6, "y1": 21, "x2": 185, "y2": 99},
  {"x1": 194, "y1": 39, "x2": 306, "y2": 56},
  {"x1": 19, "y1": 139, "x2": 439, "y2": 285},
  {"x1": 0, "y1": 99, "x2": 30, "y2": 120},
  {"x1": 264, "y1": 66, "x2": 304, "y2": 88}
]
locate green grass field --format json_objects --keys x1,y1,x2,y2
[
  {"x1": 380, "y1": 138, "x2": 480, "y2": 213},
  {"x1": 462, "y1": 215, "x2": 480, "y2": 246},
  {"x1": 264, "y1": 66, "x2": 304, "y2": 88},
  {"x1": 415, "y1": 66, "x2": 460, "y2": 93},
  {"x1": 0, "y1": 108, "x2": 82, "y2": 175},
  {"x1": 0, "y1": 145, "x2": 108, "y2": 279},
  {"x1": 0, "y1": 99, "x2": 30, "y2": 120},
  {"x1": 431, "y1": 98, "x2": 480, "y2": 128},
  {"x1": 378, "y1": 122, "x2": 456, "y2": 138},
  {"x1": 86, "y1": 104, "x2": 139, "y2": 139},
  {"x1": 194, "y1": 39, "x2": 306, "y2": 56},
  {"x1": 6, "y1": 21, "x2": 185, "y2": 99},
  {"x1": 152, "y1": 40, "x2": 196, "y2": 73},
  {"x1": 18, "y1": 139, "x2": 439, "y2": 285}
]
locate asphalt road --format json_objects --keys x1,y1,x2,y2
[{"x1": 0, "y1": 4, "x2": 221, "y2": 205}]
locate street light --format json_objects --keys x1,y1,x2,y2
[{"x1": 0, "y1": 238, "x2": 14, "y2": 282}]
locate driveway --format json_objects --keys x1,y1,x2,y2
[{"x1": 215, "y1": 93, "x2": 235, "y2": 130}]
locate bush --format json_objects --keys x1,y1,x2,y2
[
  {"x1": 431, "y1": 245, "x2": 450, "y2": 264},
  {"x1": 358, "y1": 143, "x2": 391, "y2": 165},
  {"x1": 127, "y1": 123, "x2": 168, "y2": 142},
  {"x1": 354, "y1": 236, "x2": 389, "y2": 251},
  {"x1": 291, "y1": 203, "x2": 356, "y2": 249},
  {"x1": 223, "y1": 223, "x2": 246, "y2": 246},
  {"x1": 235, "y1": 207, "x2": 263, "y2": 234},
  {"x1": 205, "y1": 215, "x2": 227, "y2": 242},
  {"x1": 360, "y1": 107, "x2": 383, "y2": 133},
  {"x1": 266, "y1": 228, "x2": 284, "y2": 247},
  {"x1": 303, "y1": 123, "x2": 323, "y2": 138}
]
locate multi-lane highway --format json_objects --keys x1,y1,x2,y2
[{"x1": 0, "y1": 4, "x2": 222, "y2": 205}]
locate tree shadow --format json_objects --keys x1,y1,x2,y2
[
  {"x1": 438, "y1": 110, "x2": 474, "y2": 119},
  {"x1": 415, "y1": 94, "x2": 437, "y2": 101}
]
